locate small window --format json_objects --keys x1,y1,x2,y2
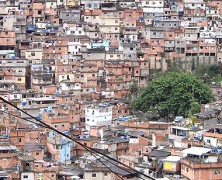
[
  {"x1": 92, "y1": 173, "x2": 96, "y2": 177},
  {"x1": 23, "y1": 175, "x2": 28, "y2": 178},
  {"x1": 104, "y1": 172, "x2": 107, "y2": 176},
  {"x1": 215, "y1": 169, "x2": 220, "y2": 175}
]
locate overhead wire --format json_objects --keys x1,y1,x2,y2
[
  {"x1": 0, "y1": 109, "x2": 47, "y2": 128},
  {"x1": 0, "y1": 97, "x2": 155, "y2": 180},
  {"x1": 0, "y1": 110, "x2": 124, "y2": 179},
  {"x1": 0, "y1": 98, "x2": 151, "y2": 179},
  {"x1": 0, "y1": 109, "x2": 130, "y2": 180},
  {"x1": 1, "y1": 97, "x2": 152, "y2": 179}
]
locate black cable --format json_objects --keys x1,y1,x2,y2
[
  {"x1": 0, "y1": 109, "x2": 135, "y2": 180},
  {"x1": 90, "y1": 154, "x2": 124, "y2": 180},
  {"x1": 0, "y1": 112, "x2": 127, "y2": 180},
  {"x1": 0, "y1": 110, "x2": 47, "y2": 128},
  {"x1": 0, "y1": 97, "x2": 155, "y2": 180},
  {"x1": 1, "y1": 98, "x2": 151, "y2": 179},
  {"x1": 0, "y1": 98, "x2": 149, "y2": 179}
]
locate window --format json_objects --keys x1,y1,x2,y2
[
  {"x1": 215, "y1": 169, "x2": 220, "y2": 175},
  {"x1": 18, "y1": 78, "x2": 22, "y2": 81},
  {"x1": 31, "y1": 52, "x2": 35, "y2": 56},
  {"x1": 92, "y1": 173, "x2": 96, "y2": 177},
  {"x1": 104, "y1": 172, "x2": 107, "y2": 176},
  {"x1": 18, "y1": 138, "x2": 22, "y2": 142},
  {"x1": 23, "y1": 175, "x2": 28, "y2": 178},
  {"x1": 36, "y1": 152, "x2": 39, "y2": 155}
]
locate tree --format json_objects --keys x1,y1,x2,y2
[
  {"x1": 132, "y1": 71, "x2": 213, "y2": 119},
  {"x1": 194, "y1": 64, "x2": 222, "y2": 84}
]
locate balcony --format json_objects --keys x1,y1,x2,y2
[{"x1": 205, "y1": 131, "x2": 222, "y2": 139}]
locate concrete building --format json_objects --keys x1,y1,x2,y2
[{"x1": 85, "y1": 104, "x2": 112, "y2": 130}]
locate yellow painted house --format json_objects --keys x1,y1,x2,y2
[
  {"x1": 66, "y1": 0, "x2": 76, "y2": 7},
  {"x1": 15, "y1": 76, "x2": 26, "y2": 84}
]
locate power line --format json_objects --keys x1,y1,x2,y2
[
  {"x1": 0, "y1": 97, "x2": 155, "y2": 180},
  {"x1": 0, "y1": 109, "x2": 47, "y2": 128},
  {"x1": 1, "y1": 98, "x2": 150, "y2": 179},
  {"x1": 0, "y1": 109, "x2": 135, "y2": 180}
]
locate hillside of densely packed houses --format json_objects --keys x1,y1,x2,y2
[{"x1": 1, "y1": 0, "x2": 222, "y2": 179}]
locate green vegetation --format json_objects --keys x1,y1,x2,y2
[
  {"x1": 132, "y1": 71, "x2": 213, "y2": 119},
  {"x1": 194, "y1": 64, "x2": 222, "y2": 84}
]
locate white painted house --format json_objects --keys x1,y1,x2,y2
[{"x1": 85, "y1": 104, "x2": 112, "y2": 130}]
